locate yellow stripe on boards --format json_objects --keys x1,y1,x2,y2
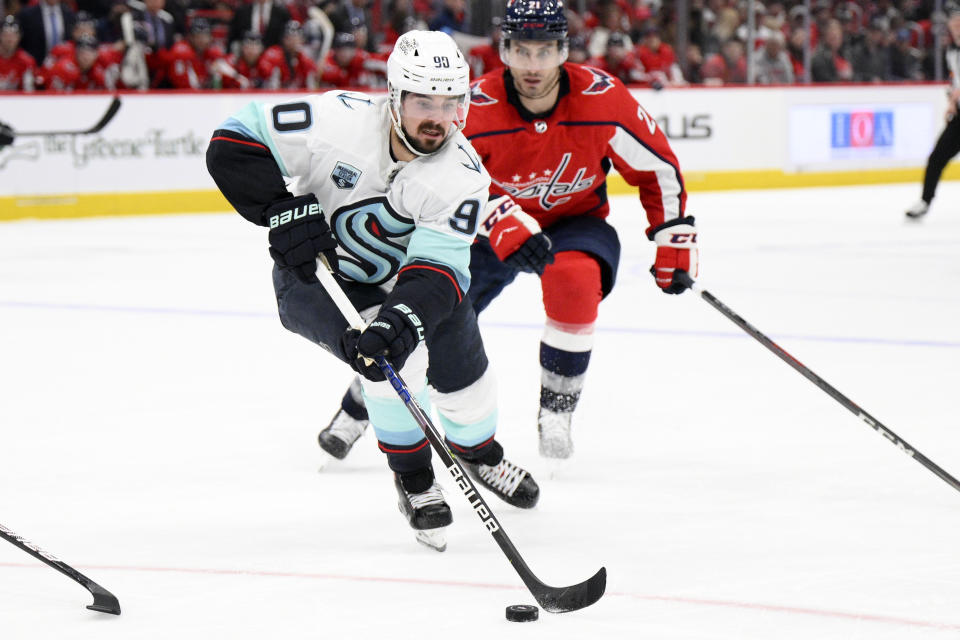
[
  {"x1": 3, "y1": 165, "x2": 960, "y2": 221},
  {"x1": 0, "y1": 190, "x2": 233, "y2": 221},
  {"x1": 607, "y1": 165, "x2": 960, "y2": 194}
]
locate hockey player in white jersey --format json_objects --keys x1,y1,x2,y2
[{"x1": 206, "y1": 30, "x2": 539, "y2": 551}]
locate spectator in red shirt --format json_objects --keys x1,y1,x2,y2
[
  {"x1": 167, "y1": 18, "x2": 232, "y2": 89},
  {"x1": 0, "y1": 16, "x2": 35, "y2": 91},
  {"x1": 224, "y1": 30, "x2": 263, "y2": 88},
  {"x1": 317, "y1": 29, "x2": 384, "y2": 89},
  {"x1": 586, "y1": 31, "x2": 644, "y2": 84},
  {"x1": 258, "y1": 19, "x2": 317, "y2": 90},
  {"x1": 635, "y1": 24, "x2": 686, "y2": 87},
  {"x1": 467, "y1": 15, "x2": 503, "y2": 77},
  {"x1": 701, "y1": 38, "x2": 747, "y2": 85}
]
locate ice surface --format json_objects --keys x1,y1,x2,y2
[{"x1": 1, "y1": 183, "x2": 958, "y2": 638}]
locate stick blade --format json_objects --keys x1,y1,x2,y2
[
  {"x1": 87, "y1": 96, "x2": 121, "y2": 134},
  {"x1": 85, "y1": 584, "x2": 121, "y2": 615},
  {"x1": 534, "y1": 566, "x2": 606, "y2": 613}
]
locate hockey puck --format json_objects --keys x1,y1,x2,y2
[{"x1": 505, "y1": 604, "x2": 539, "y2": 622}]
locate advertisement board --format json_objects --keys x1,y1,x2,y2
[{"x1": 787, "y1": 102, "x2": 935, "y2": 170}]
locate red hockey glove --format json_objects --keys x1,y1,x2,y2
[
  {"x1": 481, "y1": 195, "x2": 555, "y2": 274},
  {"x1": 651, "y1": 218, "x2": 698, "y2": 294}
]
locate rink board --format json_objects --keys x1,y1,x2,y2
[{"x1": 0, "y1": 84, "x2": 954, "y2": 220}]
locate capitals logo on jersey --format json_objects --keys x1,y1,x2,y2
[
  {"x1": 582, "y1": 67, "x2": 615, "y2": 95},
  {"x1": 469, "y1": 79, "x2": 498, "y2": 105},
  {"x1": 495, "y1": 152, "x2": 596, "y2": 210}
]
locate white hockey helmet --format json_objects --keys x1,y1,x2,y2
[{"x1": 387, "y1": 30, "x2": 470, "y2": 156}]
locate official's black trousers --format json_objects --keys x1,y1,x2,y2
[{"x1": 922, "y1": 114, "x2": 960, "y2": 203}]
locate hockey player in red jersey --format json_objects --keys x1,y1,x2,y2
[
  {"x1": 40, "y1": 36, "x2": 115, "y2": 91},
  {"x1": 167, "y1": 18, "x2": 239, "y2": 89},
  {"x1": 0, "y1": 17, "x2": 36, "y2": 91},
  {"x1": 318, "y1": 31, "x2": 385, "y2": 89},
  {"x1": 223, "y1": 31, "x2": 264, "y2": 89},
  {"x1": 258, "y1": 20, "x2": 317, "y2": 90},
  {"x1": 319, "y1": 0, "x2": 697, "y2": 462}
]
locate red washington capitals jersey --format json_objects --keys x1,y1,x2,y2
[{"x1": 464, "y1": 63, "x2": 686, "y2": 236}]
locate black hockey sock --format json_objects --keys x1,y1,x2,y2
[
  {"x1": 398, "y1": 466, "x2": 435, "y2": 494},
  {"x1": 341, "y1": 378, "x2": 368, "y2": 421},
  {"x1": 448, "y1": 437, "x2": 502, "y2": 466}
]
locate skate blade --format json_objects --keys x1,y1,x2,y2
[
  {"x1": 543, "y1": 456, "x2": 571, "y2": 481},
  {"x1": 316, "y1": 450, "x2": 336, "y2": 472},
  {"x1": 414, "y1": 528, "x2": 447, "y2": 552}
]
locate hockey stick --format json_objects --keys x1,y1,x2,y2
[
  {"x1": 315, "y1": 260, "x2": 606, "y2": 613},
  {"x1": 676, "y1": 272, "x2": 960, "y2": 494},
  {"x1": 14, "y1": 96, "x2": 121, "y2": 137},
  {"x1": 0, "y1": 523, "x2": 121, "y2": 614}
]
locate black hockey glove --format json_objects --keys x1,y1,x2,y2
[
  {"x1": 0, "y1": 121, "x2": 14, "y2": 148},
  {"x1": 503, "y1": 233, "x2": 555, "y2": 274},
  {"x1": 340, "y1": 303, "x2": 425, "y2": 381},
  {"x1": 265, "y1": 194, "x2": 337, "y2": 284}
]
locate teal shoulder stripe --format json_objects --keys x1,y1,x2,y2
[
  {"x1": 220, "y1": 103, "x2": 290, "y2": 177},
  {"x1": 404, "y1": 227, "x2": 471, "y2": 292}
]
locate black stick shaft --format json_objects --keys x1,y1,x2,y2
[
  {"x1": 692, "y1": 282, "x2": 960, "y2": 494},
  {"x1": 375, "y1": 357, "x2": 605, "y2": 612},
  {"x1": 15, "y1": 96, "x2": 121, "y2": 137},
  {"x1": 313, "y1": 260, "x2": 604, "y2": 612},
  {"x1": 0, "y1": 523, "x2": 121, "y2": 614}
]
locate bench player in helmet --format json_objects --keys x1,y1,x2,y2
[
  {"x1": 206, "y1": 30, "x2": 539, "y2": 552},
  {"x1": 320, "y1": 0, "x2": 696, "y2": 461}
]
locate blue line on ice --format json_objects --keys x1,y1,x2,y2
[{"x1": 3, "y1": 300, "x2": 958, "y2": 349}]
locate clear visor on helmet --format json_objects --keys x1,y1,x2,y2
[
  {"x1": 499, "y1": 39, "x2": 569, "y2": 70},
  {"x1": 399, "y1": 92, "x2": 469, "y2": 127}
]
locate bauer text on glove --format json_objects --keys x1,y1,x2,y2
[{"x1": 265, "y1": 194, "x2": 338, "y2": 284}]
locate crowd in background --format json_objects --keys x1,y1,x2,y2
[{"x1": 0, "y1": 0, "x2": 949, "y2": 92}]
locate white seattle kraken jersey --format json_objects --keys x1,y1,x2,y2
[{"x1": 222, "y1": 91, "x2": 490, "y2": 290}]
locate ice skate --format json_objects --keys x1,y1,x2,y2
[
  {"x1": 905, "y1": 199, "x2": 929, "y2": 220},
  {"x1": 318, "y1": 409, "x2": 368, "y2": 460},
  {"x1": 462, "y1": 456, "x2": 540, "y2": 509},
  {"x1": 538, "y1": 407, "x2": 574, "y2": 459},
  {"x1": 318, "y1": 379, "x2": 368, "y2": 460},
  {"x1": 394, "y1": 474, "x2": 452, "y2": 552}
]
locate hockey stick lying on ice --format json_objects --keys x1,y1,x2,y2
[
  {"x1": 316, "y1": 259, "x2": 606, "y2": 613},
  {"x1": 675, "y1": 271, "x2": 960, "y2": 495},
  {"x1": 0, "y1": 523, "x2": 121, "y2": 614},
  {"x1": 14, "y1": 96, "x2": 121, "y2": 137}
]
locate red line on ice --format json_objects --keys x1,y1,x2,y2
[{"x1": 2, "y1": 562, "x2": 957, "y2": 631}]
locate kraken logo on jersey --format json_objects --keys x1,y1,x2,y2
[
  {"x1": 331, "y1": 162, "x2": 362, "y2": 189},
  {"x1": 329, "y1": 197, "x2": 415, "y2": 284}
]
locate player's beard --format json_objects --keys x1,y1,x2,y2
[
  {"x1": 404, "y1": 121, "x2": 448, "y2": 155},
  {"x1": 512, "y1": 67, "x2": 562, "y2": 101}
]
